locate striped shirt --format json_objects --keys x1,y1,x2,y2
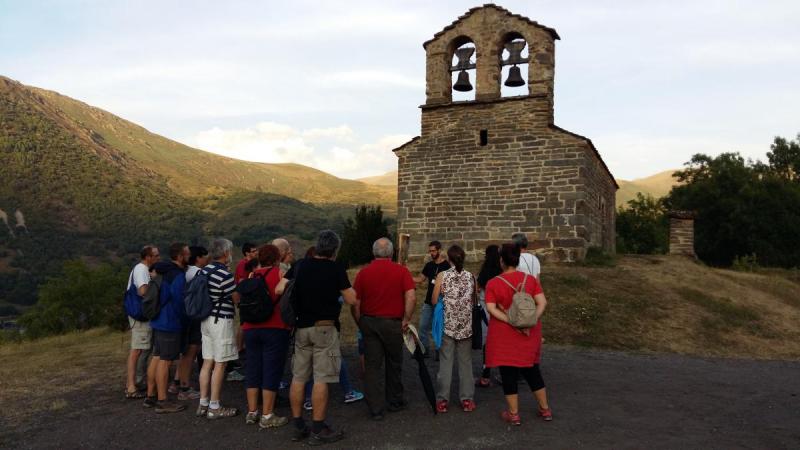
[{"x1": 205, "y1": 261, "x2": 236, "y2": 319}]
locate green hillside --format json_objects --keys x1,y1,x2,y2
[
  {"x1": 0, "y1": 76, "x2": 394, "y2": 309},
  {"x1": 28, "y1": 84, "x2": 394, "y2": 208}
]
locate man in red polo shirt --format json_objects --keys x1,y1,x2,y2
[{"x1": 352, "y1": 237, "x2": 415, "y2": 421}]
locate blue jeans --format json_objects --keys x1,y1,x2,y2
[
  {"x1": 305, "y1": 359, "x2": 353, "y2": 400},
  {"x1": 418, "y1": 303, "x2": 433, "y2": 354}
]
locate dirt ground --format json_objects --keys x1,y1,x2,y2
[{"x1": 2, "y1": 344, "x2": 798, "y2": 449}]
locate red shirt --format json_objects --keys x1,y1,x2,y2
[
  {"x1": 484, "y1": 271, "x2": 543, "y2": 367},
  {"x1": 353, "y1": 258, "x2": 415, "y2": 319},
  {"x1": 241, "y1": 267, "x2": 290, "y2": 330},
  {"x1": 234, "y1": 258, "x2": 250, "y2": 285}
]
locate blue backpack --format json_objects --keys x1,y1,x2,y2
[
  {"x1": 184, "y1": 268, "x2": 213, "y2": 321},
  {"x1": 123, "y1": 282, "x2": 147, "y2": 321},
  {"x1": 432, "y1": 295, "x2": 445, "y2": 349}
]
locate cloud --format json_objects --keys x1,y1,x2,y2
[
  {"x1": 314, "y1": 70, "x2": 423, "y2": 90},
  {"x1": 186, "y1": 122, "x2": 411, "y2": 179}
]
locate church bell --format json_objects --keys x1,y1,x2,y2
[
  {"x1": 504, "y1": 65, "x2": 525, "y2": 87},
  {"x1": 453, "y1": 70, "x2": 473, "y2": 92}
]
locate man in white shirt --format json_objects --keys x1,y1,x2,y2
[
  {"x1": 511, "y1": 233, "x2": 541, "y2": 280},
  {"x1": 125, "y1": 245, "x2": 160, "y2": 398}
]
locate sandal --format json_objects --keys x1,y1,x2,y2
[{"x1": 125, "y1": 389, "x2": 145, "y2": 399}]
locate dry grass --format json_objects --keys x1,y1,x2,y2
[{"x1": 0, "y1": 327, "x2": 128, "y2": 426}]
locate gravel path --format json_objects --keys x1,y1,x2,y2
[{"x1": 4, "y1": 345, "x2": 799, "y2": 449}]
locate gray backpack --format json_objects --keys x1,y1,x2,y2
[{"x1": 496, "y1": 274, "x2": 538, "y2": 328}]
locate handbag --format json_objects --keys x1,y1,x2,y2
[
  {"x1": 432, "y1": 295, "x2": 444, "y2": 350},
  {"x1": 470, "y1": 274, "x2": 483, "y2": 349}
]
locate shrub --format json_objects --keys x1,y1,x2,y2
[{"x1": 17, "y1": 260, "x2": 127, "y2": 339}]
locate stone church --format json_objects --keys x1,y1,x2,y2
[{"x1": 393, "y1": 4, "x2": 617, "y2": 262}]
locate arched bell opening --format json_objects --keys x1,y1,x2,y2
[
  {"x1": 449, "y1": 36, "x2": 476, "y2": 102},
  {"x1": 499, "y1": 32, "x2": 529, "y2": 98}
]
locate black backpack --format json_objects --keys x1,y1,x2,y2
[
  {"x1": 141, "y1": 275, "x2": 162, "y2": 321},
  {"x1": 237, "y1": 268, "x2": 275, "y2": 324},
  {"x1": 279, "y1": 259, "x2": 303, "y2": 327}
]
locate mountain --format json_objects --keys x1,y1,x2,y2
[
  {"x1": 0, "y1": 76, "x2": 393, "y2": 308},
  {"x1": 357, "y1": 170, "x2": 398, "y2": 186},
  {"x1": 616, "y1": 170, "x2": 681, "y2": 207}
]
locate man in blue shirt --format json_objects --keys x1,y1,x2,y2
[{"x1": 145, "y1": 242, "x2": 189, "y2": 414}]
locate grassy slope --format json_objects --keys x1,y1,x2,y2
[{"x1": 29, "y1": 83, "x2": 395, "y2": 210}]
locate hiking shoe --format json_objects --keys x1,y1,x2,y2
[
  {"x1": 501, "y1": 410, "x2": 521, "y2": 426},
  {"x1": 387, "y1": 400, "x2": 408, "y2": 413},
  {"x1": 538, "y1": 407, "x2": 553, "y2": 421},
  {"x1": 476, "y1": 377, "x2": 491, "y2": 388},
  {"x1": 303, "y1": 400, "x2": 313, "y2": 411},
  {"x1": 344, "y1": 390, "x2": 364, "y2": 404},
  {"x1": 279, "y1": 380, "x2": 290, "y2": 390},
  {"x1": 292, "y1": 425, "x2": 310, "y2": 442},
  {"x1": 259, "y1": 414, "x2": 289, "y2": 429},
  {"x1": 142, "y1": 396, "x2": 157, "y2": 408},
  {"x1": 226, "y1": 370, "x2": 245, "y2": 382},
  {"x1": 245, "y1": 411, "x2": 259, "y2": 425},
  {"x1": 177, "y1": 388, "x2": 201, "y2": 401},
  {"x1": 196, "y1": 404, "x2": 208, "y2": 417},
  {"x1": 461, "y1": 399, "x2": 476, "y2": 412},
  {"x1": 155, "y1": 400, "x2": 186, "y2": 414},
  {"x1": 436, "y1": 400, "x2": 448, "y2": 413},
  {"x1": 207, "y1": 406, "x2": 239, "y2": 420},
  {"x1": 168, "y1": 383, "x2": 179, "y2": 395},
  {"x1": 308, "y1": 426, "x2": 344, "y2": 446}
]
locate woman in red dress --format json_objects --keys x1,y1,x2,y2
[{"x1": 484, "y1": 243, "x2": 552, "y2": 425}]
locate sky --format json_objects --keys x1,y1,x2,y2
[{"x1": 1, "y1": 0, "x2": 799, "y2": 181}]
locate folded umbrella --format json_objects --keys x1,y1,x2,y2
[{"x1": 403, "y1": 324, "x2": 437, "y2": 415}]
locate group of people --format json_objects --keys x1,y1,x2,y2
[{"x1": 124, "y1": 231, "x2": 552, "y2": 445}]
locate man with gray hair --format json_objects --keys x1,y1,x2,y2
[
  {"x1": 512, "y1": 232, "x2": 541, "y2": 279},
  {"x1": 352, "y1": 237, "x2": 416, "y2": 420},
  {"x1": 272, "y1": 237, "x2": 294, "y2": 273},
  {"x1": 196, "y1": 238, "x2": 240, "y2": 420},
  {"x1": 284, "y1": 230, "x2": 356, "y2": 445}
]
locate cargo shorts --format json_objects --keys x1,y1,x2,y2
[
  {"x1": 128, "y1": 317, "x2": 152, "y2": 350},
  {"x1": 291, "y1": 325, "x2": 341, "y2": 384}
]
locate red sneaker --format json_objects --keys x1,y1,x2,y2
[
  {"x1": 461, "y1": 399, "x2": 476, "y2": 412},
  {"x1": 538, "y1": 407, "x2": 553, "y2": 421},
  {"x1": 501, "y1": 410, "x2": 521, "y2": 425},
  {"x1": 475, "y1": 377, "x2": 491, "y2": 388},
  {"x1": 436, "y1": 400, "x2": 448, "y2": 413}
]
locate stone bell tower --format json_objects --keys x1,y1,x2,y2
[{"x1": 394, "y1": 4, "x2": 617, "y2": 262}]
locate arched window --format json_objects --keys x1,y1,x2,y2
[
  {"x1": 449, "y1": 36, "x2": 476, "y2": 102},
  {"x1": 499, "y1": 32, "x2": 529, "y2": 98}
]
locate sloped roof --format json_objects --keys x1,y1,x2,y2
[
  {"x1": 551, "y1": 125, "x2": 618, "y2": 189},
  {"x1": 423, "y1": 3, "x2": 560, "y2": 49},
  {"x1": 390, "y1": 136, "x2": 420, "y2": 154}
]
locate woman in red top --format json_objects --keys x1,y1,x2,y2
[
  {"x1": 243, "y1": 244, "x2": 292, "y2": 429},
  {"x1": 485, "y1": 243, "x2": 552, "y2": 425}
]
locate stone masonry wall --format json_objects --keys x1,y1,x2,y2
[
  {"x1": 396, "y1": 96, "x2": 616, "y2": 261},
  {"x1": 396, "y1": 5, "x2": 617, "y2": 261},
  {"x1": 669, "y1": 214, "x2": 696, "y2": 257}
]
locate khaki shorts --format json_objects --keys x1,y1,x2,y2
[
  {"x1": 292, "y1": 325, "x2": 341, "y2": 384},
  {"x1": 128, "y1": 317, "x2": 152, "y2": 350},
  {"x1": 200, "y1": 316, "x2": 238, "y2": 363}
]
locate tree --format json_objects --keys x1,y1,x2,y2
[
  {"x1": 615, "y1": 193, "x2": 669, "y2": 254},
  {"x1": 665, "y1": 145, "x2": 800, "y2": 267},
  {"x1": 766, "y1": 134, "x2": 800, "y2": 181},
  {"x1": 337, "y1": 205, "x2": 390, "y2": 267},
  {"x1": 18, "y1": 260, "x2": 127, "y2": 338}
]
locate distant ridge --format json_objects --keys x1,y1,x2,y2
[{"x1": 357, "y1": 170, "x2": 398, "y2": 186}]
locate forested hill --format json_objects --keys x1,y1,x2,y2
[{"x1": 0, "y1": 76, "x2": 392, "y2": 310}]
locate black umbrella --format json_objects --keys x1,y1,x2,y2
[{"x1": 404, "y1": 326, "x2": 437, "y2": 415}]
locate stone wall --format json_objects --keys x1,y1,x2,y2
[
  {"x1": 395, "y1": 96, "x2": 616, "y2": 261},
  {"x1": 395, "y1": 5, "x2": 617, "y2": 261},
  {"x1": 669, "y1": 211, "x2": 696, "y2": 257}
]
